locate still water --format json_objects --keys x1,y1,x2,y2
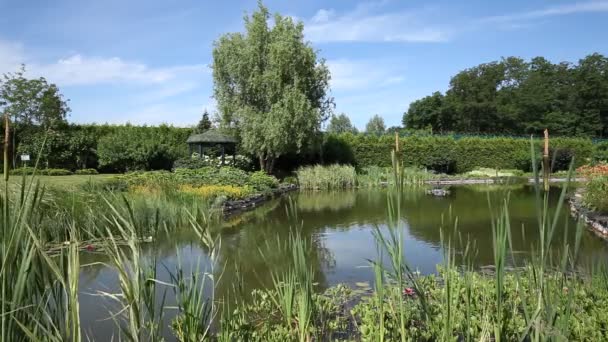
[{"x1": 78, "y1": 185, "x2": 608, "y2": 339}]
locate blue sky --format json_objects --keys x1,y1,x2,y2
[{"x1": 0, "y1": 0, "x2": 607, "y2": 129}]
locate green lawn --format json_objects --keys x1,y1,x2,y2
[{"x1": 2, "y1": 174, "x2": 119, "y2": 189}]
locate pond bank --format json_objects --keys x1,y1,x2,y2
[
  {"x1": 222, "y1": 183, "x2": 298, "y2": 216},
  {"x1": 569, "y1": 190, "x2": 608, "y2": 240},
  {"x1": 426, "y1": 177, "x2": 585, "y2": 185}
]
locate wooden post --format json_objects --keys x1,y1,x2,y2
[
  {"x1": 543, "y1": 129, "x2": 550, "y2": 192},
  {"x1": 221, "y1": 145, "x2": 225, "y2": 165}
]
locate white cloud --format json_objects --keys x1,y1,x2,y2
[
  {"x1": 29, "y1": 54, "x2": 208, "y2": 87},
  {"x1": 481, "y1": 0, "x2": 608, "y2": 23},
  {"x1": 304, "y1": 3, "x2": 449, "y2": 43},
  {"x1": 0, "y1": 40, "x2": 208, "y2": 87},
  {"x1": 327, "y1": 59, "x2": 405, "y2": 91}
]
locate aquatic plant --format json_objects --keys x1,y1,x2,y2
[{"x1": 296, "y1": 164, "x2": 356, "y2": 190}]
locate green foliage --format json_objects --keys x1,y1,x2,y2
[
  {"x1": 212, "y1": 3, "x2": 332, "y2": 173},
  {"x1": 196, "y1": 109, "x2": 212, "y2": 133},
  {"x1": 296, "y1": 164, "x2": 356, "y2": 190},
  {"x1": 327, "y1": 113, "x2": 357, "y2": 134},
  {"x1": 583, "y1": 176, "x2": 608, "y2": 213},
  {"x1": 97, "y1": 124, "x2": 191, "y2": 172},
  {"x1": 404, "y1": 54, "x2": 608, "y2": 137},
  {"x1": 322, "y1": 133, "x2": 593, "y2": 173},
  {"x1": 351, "y1": 270, "x2": 608, "y2": 341},
  {"x1": 248, "y1": 171, "x2": 279, "y2": 192},
  {"x1": 357, "y1": 166, "x2": 433, "y2": 186},
  {"x1": 121, "y1": 166, "x2": 278, "y2": 195},
  {"x1": 592, "y1": 141, "x2": 608, "y2": 163},
  {"x1": 10, "y1": 167, "x2": 72, "y2": 176},
  {"x1": 365, "y1": 114, "x2": 386, "y2": 135},
  {"x1": 74, "y1": 168, "x2": 98, "y2": 175},
  {"x1": 1, "y1": 64, "x2": 70, "y2": 130},
  {"x1": 42, "y1": 168, "x2": 73, "y2": 176},
  {"x1": 173, "y1": 155, "x2": 255, "y2": 171}
]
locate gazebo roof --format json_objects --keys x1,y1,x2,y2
[{"x1": 186, "y1": 129, "x2": 237, "y2": 144}]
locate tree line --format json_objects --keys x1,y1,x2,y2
[{"x1": 403, "y1": 54, "x2": 608, "y2": 137}]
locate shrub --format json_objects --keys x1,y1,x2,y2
[
  {"x1": 592, "y1": 141, "x2": 608, "y2": 163},
  {"x1": 247, "y1": 171, "x2": 279, "y2": 192},
  {"x1": 296, "y1": 164, "x2": 357, "y2": 190},
  {"x1": 75, "y1": 168, "x2": 99, "y2": 175},
  {"x1": 9, "y1": 167, "x2": 73, "y2": 176},
  {"x1": 174, "y1": 166, "x2": 250, "y2": 187},
  {"x1": 577, "y1": 163, "x2": 608, "y2": 178},
  {"x1": 173, "y1": 155, "x2": 255, "y2": 171},
  {"x1": 10, "y1": 167, "x2": 36, "y2": 175},
  {"x1": 282, "y1": 176, "x2": 298, "y2": 185},
  {"x1": 583, "y1": 176, "x2": 608, "y2": 213},
  {"x1": 41, "y1": 168, "x2": 73, "y2": 176},
  {"x1": 178, "y1": 184, "x2": 253, "y2": 200}
]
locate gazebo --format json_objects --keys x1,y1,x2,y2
[{"x1": 186, "y1": 129, "x2": 237, "y2": 164}]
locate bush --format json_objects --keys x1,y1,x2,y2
[
  {"x1": 178, "y1": 184, "x2": 253, "y2": 200},
  {"x1": 583, "y1": 176, "x2": 608, "y2": 213},
  {"x1": 296, "y1": 164, "x2": 357, "y2": 190},
  {"x1": 592, "y1": 141, "x2": 608, "y2": 163},
  {"x1": 173, "y1": 155, "x2": 255, "y2": 171},
  {"x1": 174, "y1": 167, "x2": 250, "y2": 187},
  {"x1": 247, "y1": 171, "x2": 279, "y2": 192},
  {"x1": 41, "y1": 168, "x2": 73, "y2": 176},
  {"x1": 9, "y1": 167, "x2": 73, "y2": 176},
  {"x1": 10, "y1": 167, "x2": 36, "y2": 175},
  {"x1": 75, "y1": 168, "x2": 99, "y2": 175}
]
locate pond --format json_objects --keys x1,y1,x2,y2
[{"x1": 78, "y1": 185, "x2": 608, "y2": 339}]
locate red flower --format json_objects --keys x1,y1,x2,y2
[
  {"x1": 403, "y1": 287, "x2": 415, "y2": 296},
  {"x1": 86, "y1": 244, "x2": 95, "y2": 251}
]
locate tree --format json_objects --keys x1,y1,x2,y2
[
  {"x1": 0, "y1": 65, "x2": 70, "y2": 165},
  {"x1": 365, "y1": 115, "x2": 385, "y2": 135},
  {"x1": 404, "y1": 53, "x2": 608, "y2": 137},
  {"x1": 197, "y1": 109, "x2": 212, "y2": 133},
  {"x1": 403, "y1": 92, "x2": 447, "y2": 131},
  {"x1": 212, "y1": 2, "x2": 332, "y2": 173},
  {"x1": 327, "y1": 113, "x2": 357, "y2": 133}
]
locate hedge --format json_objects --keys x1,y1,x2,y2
[{"x1": 322, "y1": 133, "x2": 594, "y2": 173}]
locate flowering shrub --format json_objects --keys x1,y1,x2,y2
[
  {"x1": 577, "y1": 163, "x2": 608, "y2": 178},
  {"x1": 173, "y1": 155, "x2": 255, "y2": 171}
]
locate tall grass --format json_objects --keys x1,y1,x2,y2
[{"x1": 296, "y1": 164, "x2": 356, "y2": 190}]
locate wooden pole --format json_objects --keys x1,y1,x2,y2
[{"x1": 543, "y1": 129, "x2": 550, "y2": 192}]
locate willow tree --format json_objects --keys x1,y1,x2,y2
[{"x1": 212, "y1": 3, "x2": 332, "y2": 173}]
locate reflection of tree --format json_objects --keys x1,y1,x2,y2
[
  {"x1": 213, "y1": 210, "x2": 335, "y2": 302},
  {"x1": 297, "y1": 191, "x2": 356, "y2": 212}
]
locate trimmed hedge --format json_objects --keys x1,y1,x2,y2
[
  {"x1": 322, "y1": 133, "x2": 594, "y2": 173},
  {"x1": 10, "y1": 167, "x2": 73, "y2": 176}
]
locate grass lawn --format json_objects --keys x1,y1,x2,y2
[{"x1": 2, "y1": 174, "x2": 119, "y2": 190}]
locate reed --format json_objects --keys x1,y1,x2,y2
[{"x1": 296, "y1": 164, "x2": 356, "y2": 190}]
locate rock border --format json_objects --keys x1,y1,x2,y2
[
  {"x1": 425, "y1": 177, "x2": 585, "y2": 185},
  {"x1": 222, "y1": 183, "x2": 298, "y2": 216},
  {"x1": 569, "y1": 190, "x2": 608, "y2": 240}
]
